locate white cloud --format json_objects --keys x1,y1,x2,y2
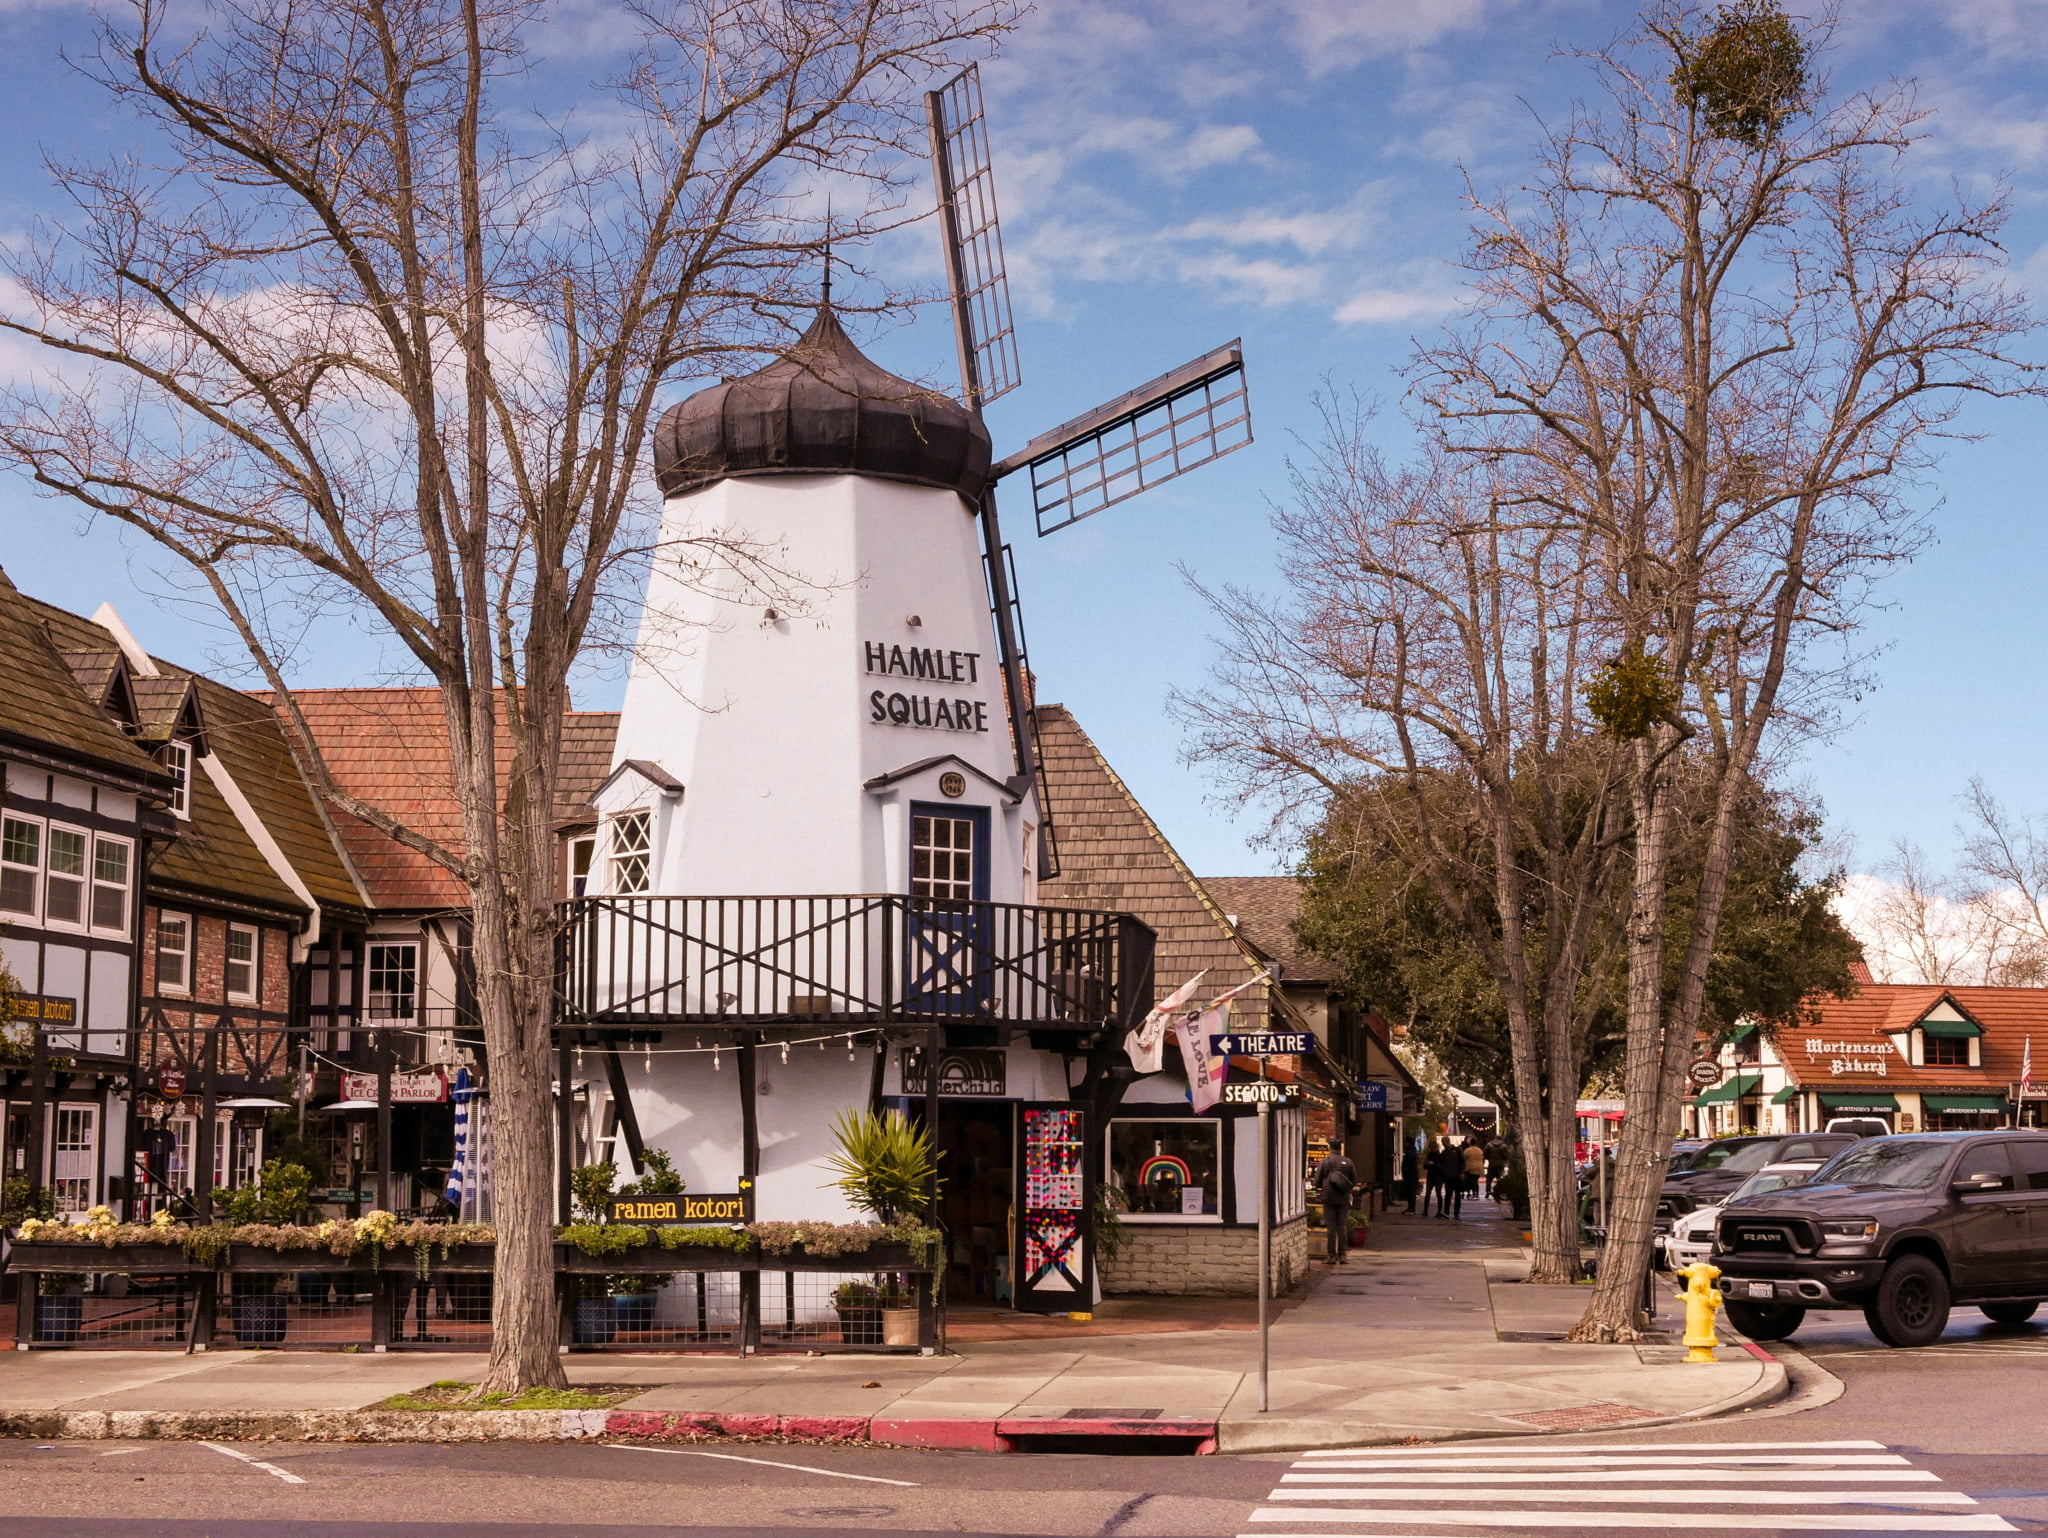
[{"x1": 1334, "y1": 283, "x2": 1462, "y2": 326}]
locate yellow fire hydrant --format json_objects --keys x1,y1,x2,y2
[{"x1": 1676, "y1": 1261, "x2": 1722, "y2": 1363}]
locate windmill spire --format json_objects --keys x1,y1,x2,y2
[{"x1": 821, "y1": 201, "x2": 833, "y2": 307}]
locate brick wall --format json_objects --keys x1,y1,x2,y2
[{"x1": 1101, "y1": 1218, "x2": 1310, "y2": 1297}]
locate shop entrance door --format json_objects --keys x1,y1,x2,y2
[
  {"x1": 1014, "y1": 1102, "x2": 1094, "y2": 1311},
  {"x1": 935, "y1": 1100, "x2": 1014, "y2": 1305}
]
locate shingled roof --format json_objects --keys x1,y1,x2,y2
[
  {"x1": 286, "y1": 690, "x2": 620, "y2": 910},
  {"x1": 1200, "y1": 874, "x2": 1338, "y2": 984},
  {"x1": 1033, "y1": 703, "x2": 1270, "y2": 1024},
  {"x1": 23, "y1": 594, "x2": 365, "y2": 919},
  {"x1": 0, "y1": 571, "x2": 167, "y2": 790}
]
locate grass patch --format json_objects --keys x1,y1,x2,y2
[{"x1": 375, "y1": 1379, "x2": 640, "y2": 1413}]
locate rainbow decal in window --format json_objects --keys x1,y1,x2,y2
[{"x1": 1137, "y1": 1153, "x2": 1193, "y2": 1187}]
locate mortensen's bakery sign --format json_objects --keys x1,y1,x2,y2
[
  {"x1": 1801, "y1": 1038, "x2": 1897, "y2": 1077},
  {"x1": 864, "y1": 640, "x2": 989, "y2": 734}
]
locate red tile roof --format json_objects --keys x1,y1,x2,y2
[
  {"x1": 283, "y1": 690, "x2": 619, "y2": 911},
  {"x1": 1772, "y1": 983, "x2": 2047, "y2": 1092}
]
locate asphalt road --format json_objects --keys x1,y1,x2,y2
[{"x1": 0, "y1": 1305, "x2": 2040, "y2": 1538}]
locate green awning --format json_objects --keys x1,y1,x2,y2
[
  {"x1": 1921, "y1": 1094, "x2": 2005, "y2": 1113},
  {"x1": 1695, "y1": 1072, "x2": 1762, "y2": 1105},
  {"x1": 1771, "y1": 1085, "x2": 1799, "y2": 1105},
  {"x1": 1919, "y1": 1017, "x2": 1982, "y2": 1039},
  {"x1": 1728, "y1": 1021, "x2": 1757, "y2": 1044},
  {"x1": 1820, "y1": 1092, "x2": 1898, "y2": 1113}
]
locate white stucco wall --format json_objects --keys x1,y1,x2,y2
[{"x1": 607, "y1": 472, "x2": 1037, "y2": 903}]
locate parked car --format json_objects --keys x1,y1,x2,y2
[
  {"x1": 1657, "y1": 1160, "x2": 1824, "y2": 1272},
  {"x1": 1656, "y1": 1133, "x2": 1858, "y2": 1232},
  {"x1": 1711, "y1": 1130, "x2": 2048, "y2": 1347}
]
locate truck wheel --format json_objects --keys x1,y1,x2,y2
[
  {"x1": 1724, "y1": 1300, "x2": 1804, "y2": 1342},
  {"x1": 1980, "y1": 1301, "x2": 2039, "y2": 1326},
  {"x1": 1863, "y1": 1255, "x2": 1950, "y2": 1347}
]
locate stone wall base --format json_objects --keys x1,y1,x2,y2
[{"x1": 1101, "y1": 1218, "x2": 1309, "y2": 1297}]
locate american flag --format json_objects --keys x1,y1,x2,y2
[{"x1": 2024, "y1": 1035, "x2": 2034, "y2": 1093}]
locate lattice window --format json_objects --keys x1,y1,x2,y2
[
  {"x1": 912, "y1": 813, "x2": 976, "y2": 902},
  {"x1": 0, "y1": 816, "x2": 39, "y2": 917},
  {"x1": 52, "y1": 1105, "x2": 98, "y2": 1214},
  {"x1": 225, "y1": 924, "x2": 260, "y2": 1003},
  {"x1": 156, "y1": 912, "x2": 192, "y2": 995},
  {"x1": 609, "y1": 811, "x2": 651, "y2": 895},
  {"x1": 91, "y1": 835, "x2": 131, "y2": 933},
  {"x1": 366, "y1": 941, "x2": 417, "y2": 1022}
]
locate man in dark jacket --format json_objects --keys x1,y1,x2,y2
[
  {"x1": 1313, "y1": 1148, "x2": 1359, "y2": 1262},
  {"x1": 1433, "y1": 1138, "x2": 1466, "y2": 1218}
]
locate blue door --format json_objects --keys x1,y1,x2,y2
[{"x1": 905, "y1": 804, "x2": 990, "y2": 1016}]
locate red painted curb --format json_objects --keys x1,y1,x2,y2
[
  {"x1": 867, "y1": 1417, "x2": 1003, "y2": 1452},
  {"x1": 1738, "y1": 1341, "x2": 1777, "y2": 1363}
]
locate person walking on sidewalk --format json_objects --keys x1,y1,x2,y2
[
  {"x1": 1462, "y1": 1137, "x2": 1486, "y2": 1206},
  {"x1": 1400, "y1": 1141, "x2": 1420, "y2": 1214},
  {"x1": 1437, "y1": 1138, "x2": 1469, "y2": 1218},
  {"x1": 1422, "y1": 1137, "x2": 1447, "y2": 1217},
  {"x1": 1314, "y1": 1147, "x2": 1359, "y2": 1263},
  {"x1": 1485, "y1": 1136, "x2": 1509, "y2": 1198},
  {"x1": 1428, "y1": 1138, "x2": 1460, "y2": 1218}
]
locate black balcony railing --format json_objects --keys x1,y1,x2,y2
[{"x1": 556, "y1": 894, "x2": 1155, "y2": 1031}]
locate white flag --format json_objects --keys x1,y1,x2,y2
[
  {"x1": 1126, "y1": 969, "x2": 1208, "y2": 1075},
  {"x1": 1178, "y1": 1002, "x2": 1231, "y2": 1113}
]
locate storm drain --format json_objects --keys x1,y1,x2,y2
[{"x1": 998, "y1": 1411, "x2": 1216, "y2": 1455}]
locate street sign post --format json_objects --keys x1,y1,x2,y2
[
  {"x1": 1257, "y1": 1098, "x2": 1270, "y2": 1413},
  {"x1": 1211, "y1": 1032, "x2": 1312, "y2": 1057},
  {"x1": 1223, "y1": 1081, "x2": 1292, "y2": 1105}
]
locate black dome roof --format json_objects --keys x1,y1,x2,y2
[{"x1": 652, "y1": 307, "x2": 991, "y2": 504}]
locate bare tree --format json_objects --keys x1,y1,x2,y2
[
  {"x1": 0, "y1": 0, "x2": 1015, "y2": 1393},
  {"x1": 1413, "y1": 0, "x2": 2039, "y2": 1339},
  {"x1": 1178, "y1": 412, "x2": 1627, "y2": 1284}
]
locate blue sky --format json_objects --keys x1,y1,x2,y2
[{"x1": 2, "y1": 0, "x2": 2046, "y2": 884}]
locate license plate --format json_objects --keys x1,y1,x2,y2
[{"x1": 1746, "y1": 1282, "x2": 1774, "y2": 1300}]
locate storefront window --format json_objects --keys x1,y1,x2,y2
[{"x1": 1107, "y1": 1119, "x2": 1221, "y2": 1220}]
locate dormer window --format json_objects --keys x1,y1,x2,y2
[
  {"x1": 1911, "y1": 1000, "x2": 1982, "y2": 1069},
  {"x1": 162, "y1": 739, "x2": 193, "y2": 818},
  {"x1": 608, "y1": 811, "x2": 651, "y2": 895}
]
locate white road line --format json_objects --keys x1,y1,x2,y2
[
  {"x1": 602, "y1": 1443, "x2": 919, "y2": 1486},
  {"x1": 1281, "y1": 1469, "x2": 1941, "y2": 1484},
  {"x1": 198, "y1": 1442, "x2": 307, "y2": 1486},
  {"x1": 1296, "y1": 1440, "x2": 1887, "y2": 1457},
  {"x1": 1284, "y1": 1454, "x2": 1910, "y2": 1470},
  {"x1": 1245, "y1": 1512, "x2": 2013, "y2": 1531},
  {"x1": 1263, "y1": 1489, "x2": 1976, "y2": 1506}
]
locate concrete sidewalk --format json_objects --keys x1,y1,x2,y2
[{"x1": 0, "y1": 1203, "x2": 1782, "y2": 1453}]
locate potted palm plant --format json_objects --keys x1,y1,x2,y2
[{"x1": 821, "y1": 1110, "x2": 936, "y2": 1348}]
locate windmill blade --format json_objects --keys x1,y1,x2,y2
[
  {"x1": 992, "y1": 341, "x2": 1251, "y2": 537},
  {"x1": 925, "y1": 63, "x2": 1021, "y2": 404}
]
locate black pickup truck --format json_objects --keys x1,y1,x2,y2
[{"x1": 1710, "y1": 1130, "x2": 2048, "y2": 1347}]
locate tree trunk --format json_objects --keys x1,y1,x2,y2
[{"x1": 469, "y1": 879, "x2": 570, "y2": 1396}]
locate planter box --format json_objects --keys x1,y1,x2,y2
[
  {"x1": 766, "y1": 1242, "x2": 916, "y2": 1272},
  {"x1": 555, "y1": 1242, "x2": 750, "y2": 1275},
  {"x1": 8, "y1": 1241, "x2": 192, "y2": 1274},
  {"x1": 380, "y1": 1243, "x2": 498, "y2": 1273},
  {"x1": 226, "y1": 1247, "x2": 359, "y2": 1273}
]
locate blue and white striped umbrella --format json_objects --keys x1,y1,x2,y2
[{"x1": 445, "y1": 1067, "x2": 473, "y2": 1209}]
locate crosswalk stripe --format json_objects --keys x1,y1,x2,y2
[
  {"x1": 1286, "y1": 1454, "x2": 1911, "y2": 1470},
  {"x1": 1281, "y1": 1470, "x2": 1941, "y2": 1485},
  {"x1": 1263, "y1": 1489, "x2": 1976, "y2": 1506},
  {"x1": 1244, "y1": 1511, "x2": 2013, "y2": 1531},
  {"x1": 1295, "y1": 1440, "x2": 1888, "y2": 1458}
]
